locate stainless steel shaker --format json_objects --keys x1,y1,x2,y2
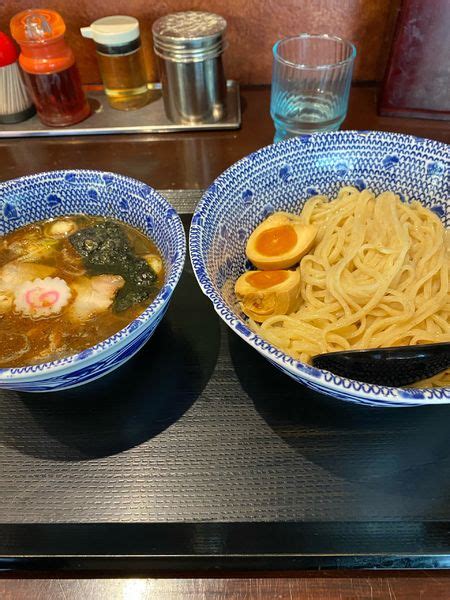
[{"x1": 152, "y1": 11, "x2": 227, "y2": 124}]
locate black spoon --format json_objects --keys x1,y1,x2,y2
[{"x1": 312, "y1": 342, "x2": 450, "y2": 387}]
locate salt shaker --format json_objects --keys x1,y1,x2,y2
[{"x1": 152, "y1": 11, "x2": 227, "y2": 124}]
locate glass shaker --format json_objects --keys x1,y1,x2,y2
[
  {"x1": 10, "y1": 9, "x2": 90, "y2": 127},
  {"x1": 81, "y1": 16, "x2": 150, "y2": 111},
  {"x1": 0, "y1": 31, "x2": 35, "y2": 124}
]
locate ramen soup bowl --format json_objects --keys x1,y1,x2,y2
[
  {"x1": 0, "y1": 170, "x2": 185, "y2": 392},
  {"x1": 190, "y1": 131, "x2": 449, "y2": 407}
]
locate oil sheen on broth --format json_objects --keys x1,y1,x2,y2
[{"x1": 0, "y1": 215, "x2": 164, "y2": 367}]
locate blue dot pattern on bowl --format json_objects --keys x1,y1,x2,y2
[
  {"x1": 190, "y1": 131, "x2": 450, "y2": 407},
  {"x1": 0, "y1": 170, "x2": 186, "y2": 391}
]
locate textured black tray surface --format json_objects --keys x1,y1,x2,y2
[{"x1": 1, "y1": 192, "x2": 450, "y2": 570}]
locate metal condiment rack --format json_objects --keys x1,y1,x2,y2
[{"x1": 0, "y1": 81, "x2": 240, "y2": 138}]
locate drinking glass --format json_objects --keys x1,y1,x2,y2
[{"x1": 270, "y1": 34, "x2": 356, "y2": 142}]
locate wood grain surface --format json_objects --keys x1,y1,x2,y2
[
  {"x1": 0, "y1": 0, "x2": 400, "y2": 84},
  {"x1": 2, "y1": 573, "x2": 450, "y2": 599},
  {"x1": 0, "y1": 85, "x2": 449, "y2": 191}
]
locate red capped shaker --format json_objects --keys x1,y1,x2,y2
[{"x1": 0, "y1": 31, "x2": 35, "y2": 123}]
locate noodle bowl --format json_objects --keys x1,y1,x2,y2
[{"x1": 190, "y1": 131, "x2": 449, "y2": 406}]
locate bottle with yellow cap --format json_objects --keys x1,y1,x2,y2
[
  {"x1": 10, "y1": 9, "x2": 90, "y2": 127},
  {"x1": 81, "y1": 16, "x2": 150, "y2": 111}
]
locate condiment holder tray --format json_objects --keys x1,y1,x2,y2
[{"x1": 0, "y1": 81, "x2": 240, "y2": 138}]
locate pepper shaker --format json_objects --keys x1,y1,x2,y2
[{"x1": 152, "y1": 11, "x2": 227, "y2": 124}]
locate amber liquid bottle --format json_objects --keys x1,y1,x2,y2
[
  {"x1": 96, "y1": 46, "x2": 150, "y2": 110},
  {"x1": 10, "y1": 9, "x2": 90, "y2": 127},
  {"x1": 81, "y1": 16, "x2": 149, "y2": 111}
]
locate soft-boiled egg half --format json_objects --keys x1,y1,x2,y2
[
  {"x1": 246, "y1": 212, "x2": 317, "y2": 270},
  {"x1": 235, "y1": 268, "x2": 301, "y2": 322}
]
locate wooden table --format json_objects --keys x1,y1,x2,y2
[
  {"x1": 1, "y1": 85, "x2": 449, "y2": 188},
  {"x1": 0, "y1": 85, "x2": 449, "y2": 599},
  {"x1": 1, "y1": 572, "x2": 450, "y2": 599}
]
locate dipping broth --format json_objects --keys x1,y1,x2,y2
[{"x1": 0, "y1": 215, "x2": 164, "y2": 367}]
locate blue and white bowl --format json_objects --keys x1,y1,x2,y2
[
  {"x1": 0, "y1": 170, "x2": 186, "y2": 392},
  {"x1": 190, "y1": 131, "x2": 449, "y2": 407}
]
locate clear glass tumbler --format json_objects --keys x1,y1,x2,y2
[{"x1": 271, "y1": 34, "x2": 356, "y2": 142}]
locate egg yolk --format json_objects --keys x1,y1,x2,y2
[
  {"x1": 247, "y1": 270, "x2": 289, "y2": 289},
  {"x1": 255, "y1": 225, "x2": 297, "y2": 256}
]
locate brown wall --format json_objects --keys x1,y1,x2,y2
[{"x1": 1, "y1": 0, "x2": 399, "y2": 84}]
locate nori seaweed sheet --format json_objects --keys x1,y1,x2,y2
[{"x1": 69, "y1": 221, "x2": 157, "y2": 311}]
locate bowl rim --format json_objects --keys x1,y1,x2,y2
[
  {"x1": 189, "y1": 130, "x2": 450, "y2": 406},
  {"x1": 0, "y1": 169, "x2": 186, "y2": 380}
]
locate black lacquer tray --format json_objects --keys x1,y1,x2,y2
[{"x1": 1, "y1": 191, "x2": 450, "y2": 573}]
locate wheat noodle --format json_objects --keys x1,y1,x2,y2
[{"x1": 254, "y1": 187, "x2": 450, "y2": 387}]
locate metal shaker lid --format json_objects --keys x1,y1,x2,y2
[{"x1": 152, "y1": 11, "x2": 227, "y2": 62}]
